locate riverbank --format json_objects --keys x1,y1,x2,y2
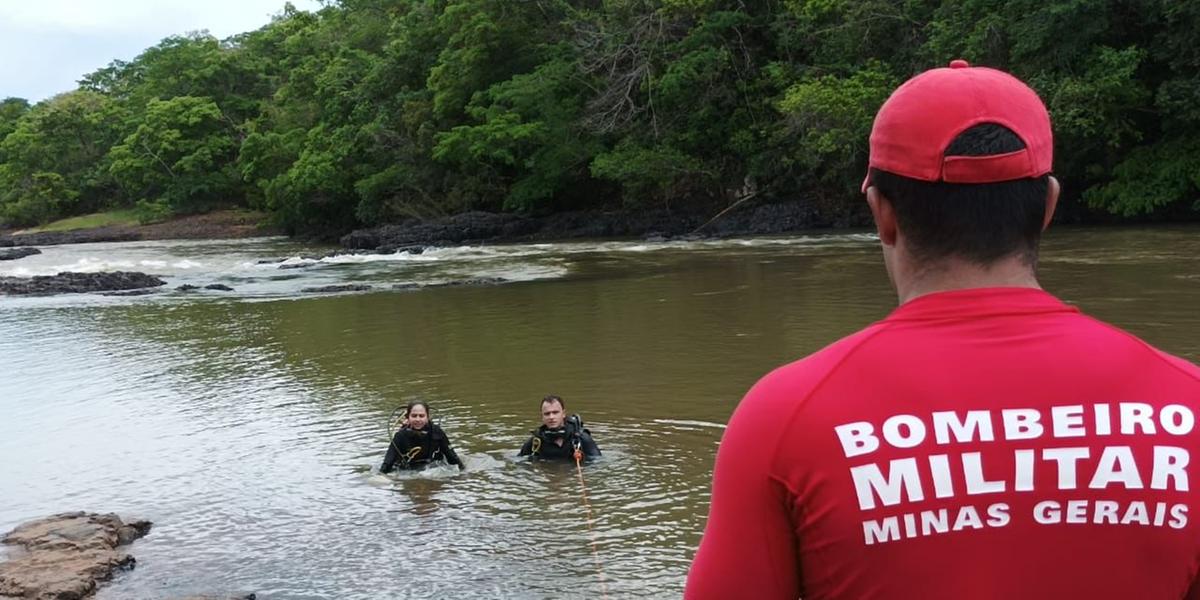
[
  {"x1": 0, "y1": 200, "x2": 866, "y2": 253},
  {"x1": 0, "y1": 210, "x2": 281, "y2": 248},
  {"x1": 340, "y1": 199, "x2": 868, "y2": 251}
]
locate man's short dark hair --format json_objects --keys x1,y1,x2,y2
[
  {"x1": 869, "y1": 123, "x2": 1049, "y2": 266},
  {"x1": 541, "y1": 395, "x2": 564, "y2": 409}
]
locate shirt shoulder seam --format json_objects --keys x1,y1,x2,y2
[
  {"x1": 1075, "y1": 314, "x2": 1200, "y2": 383},
  {"x1": 764, "y1": 321, "x2": 897, "y2": 486}
]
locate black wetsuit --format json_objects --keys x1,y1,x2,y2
[
  {"x1": 518, "y1": 417, "x2": 601, "y2": 461},
  {"x1": 380, "y1": 423, "x2": 464, "y2": 472}
]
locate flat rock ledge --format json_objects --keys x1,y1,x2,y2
[
  {"x1": 0, "y1": 512, "x2": 151, "y2": 600},
  {"x1": 0, "y1": 272, "x2": 166, "y2": 296},
  {"x1": 0, "y1": 248, "x2": 41, "y2": 261}
]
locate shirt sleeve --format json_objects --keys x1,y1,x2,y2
[{"x1": 684, "y1": 374, "x2": 802, "y2": 600}]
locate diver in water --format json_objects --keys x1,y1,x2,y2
[
  {"x1": 380, "y1": 402, "x2": 465, "y2": 473},
  {"x1": 518, "y1": 395, "x2": 601, "y2": 461}
]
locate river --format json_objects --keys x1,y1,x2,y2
[{"x1": 1, "y1": 226, "x2": 1197, "y2": 599}]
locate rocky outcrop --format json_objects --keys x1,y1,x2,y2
[
  {"x1": 0, "y1": 228, "x2": 141, "y2": 247},
  {"x1": 340, "y1": 211, "x2": 537, "y2": 249},
  {"x1": 0, "y1": 211, "x2": 279, "y2": 248},
  {"x1": 392, "y1": 277, "x2": 510, "y2": 291},
  {"x1": 170, "y1": 595, "x2": 256, "y2": 600},
  {"x1": 337, "y1": 200, "x2": 868, "y2": 252},
  {"x1": 0, "y1": 272, "x2": 166, "y2": 296},
  {"x1": 203, "y1": 284, "x2": 233, "y2": 291},
  {"x1": 300, "y1": 284, "x2": 374, "y2": 293},
  {"x1": 427, "y1": 277, "x2": 509, "y2": 288},
  {"x1": 0, "y1": 512, "x2": 151, "y2": 600},
  {"x1": 0, "y1": 247, "x2": 41, "y2": 261},
  {"x1": 100, "y1": 289, "x2": 161, "y2": 297}
]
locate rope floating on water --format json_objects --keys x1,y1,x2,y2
[{"x1": 574, "y1": 447, "x2": 610, "y2": 599}]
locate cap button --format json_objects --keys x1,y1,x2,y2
[{"x1": 949, "y1": 59, "x2": 970, "y2": 69}]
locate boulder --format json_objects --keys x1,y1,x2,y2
[
  {"x1": 0, "y1": 512, "x2": 151, "y2": 600},
  {"x1": 0, "y1": 272, "x2": 166, "y2": 296},
  {"x1": 0, "y1": 247, "x2": 41, "y2": 261},
  {"x1": 300, "y1": 284, "x2": 373, "y2": 293}
]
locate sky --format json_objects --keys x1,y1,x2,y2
[{"x1": 0, "y1": 0, "x2": 322, "y2": 102}]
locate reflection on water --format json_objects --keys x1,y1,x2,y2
[{"x1": 0, "y1": 226, "x2": 1196, "y2": 598}]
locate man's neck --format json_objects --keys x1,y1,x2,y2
[{"x1": 897, "y1": 257, "x2": 1041, "y2": 305}]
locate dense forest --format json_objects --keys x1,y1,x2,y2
[{"x1": 0, "y1": 0, "x2": 1197, "y2": 235}]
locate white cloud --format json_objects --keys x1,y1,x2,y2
[{"x1": 0, "y1": 0, "x2": 322, "y2": 101}]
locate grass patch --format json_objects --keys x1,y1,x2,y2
[{"x1": 23, "y1": 209, "x2": 142, "y2": 233}]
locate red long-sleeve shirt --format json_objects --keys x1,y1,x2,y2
[{"x1": 687, "y1": 288, "x2": 1200, "y2": 600}]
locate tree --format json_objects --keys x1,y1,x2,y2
[{"x1": 107, "y1": 96, "x2": 241, "y2": 215}]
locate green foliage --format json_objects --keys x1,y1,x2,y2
[
  {"x1": 591, "y1": 140, "x2": 707, "y2": 205},
  {"x1": 0, "y1": 97, "x2": 30, "y2": 141},
  {"x1": 434, "y1": 56, "x2": 598, "y2": 212},
  {"x1": 777, "y1": 65, "x2": 896, "y2": 188},
  {"x1": 0, "y1": 92, "x2": 124, "y2": 224},
  {"x1": 1084, "y1": 138, "x2": 1200, "y2": 216},
  {"x1": 107, "y1": 96, "x2": 240, "y2": 215},
  {"x1": 4, "y1": 0, "x2": 1199, "y2": 229},
  {"x1": 22, "y1": 209, "x2": 140, "y2": 233},
  {"x1": 0, "y1": 171, "x2": 78, "y2": 226}
]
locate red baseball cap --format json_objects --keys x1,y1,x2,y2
[{"x1": 862, "y1": 59, "x2": 1052, "y2": 192}]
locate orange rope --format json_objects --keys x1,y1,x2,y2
[{"x1": 574, "y1": 448, "x2": 610, "y2": 599}]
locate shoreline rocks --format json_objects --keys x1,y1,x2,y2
[
  {"x1": 0, "y1": 512, "x2": 151, "y2": 600},
  {"x1": 0, "y1": 228, "x2": 141, "y2": 248},
  {"x1": 337, "y1": 200, "x2": 864, "y2": 252},
  {"x1": 0, "y1": 210, "x2": 279, "y2": 249},
  {"x1": 0, "y1": 247, "x2": 41, "y2": 261},
  {"x1": 0, "y1": 272, "x2": 166, "y2": 296},
  {"x1": 301, "y1": 283, "x2": 374, "y2": 293}
]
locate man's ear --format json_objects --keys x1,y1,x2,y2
[
  {"x1": 1043, "y1": 176, "x2": 1060, "y2": 231},
  {"x1": 866, "y1": 186, "x2": 897, "y2": 246}
]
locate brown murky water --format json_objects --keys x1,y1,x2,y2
[{"x1": 0, "y1": 226, "x2": 1196, "y2": 598}]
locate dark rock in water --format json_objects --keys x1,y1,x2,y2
[
  {"x1": 0, "y1": 271, "x2": 166, "y2": 296},
  {"x1": 171, "y1": 595, "x2": 257, "y2": 600},
  {"x1": 0, "y1": 512, "x2": 152, "y2": 600},
  {"x1": 0, "y1": 247, "x2": 41, "y2": 261},
  {"x1": 177, "y1": 284, "x2": 200, "y2": 291},
  {"x1": 1, "y1": 228, "x2": 141, "y2": 247},
  {"x1": 300, "y1": 284, "x2": 373, "y2": 293},
  {"x1": 335, "y1": 199, "x2": 870, "y2": 251},
  {"x1": 204, "y1": 284, "x2": 234, "y2": 291},
  {"x1": 428, "y1": 277, "x2": 509, "y2": 288},
  {"x1": 377, "y1": 245, "x2": 424, "y2": 255},
  {"x1": 391, "y1": 277, "x2": 509, "y2": 291},
  {"x1": 101, "y1": 288, "x2": 161, "y2": 297},
  {"x1": 255, "y1": 258, "x2": 286, "y2": 265},
  {"x1": 278, "y1": 262, "x2": 312, "y2": 270},
  {"x1": 339, "y1": 211, "x2": 537, "y2": 250}
]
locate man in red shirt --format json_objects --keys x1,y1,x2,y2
[{"x1": 686, "y1": 60, "x2": 1200, "y2": 599}]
